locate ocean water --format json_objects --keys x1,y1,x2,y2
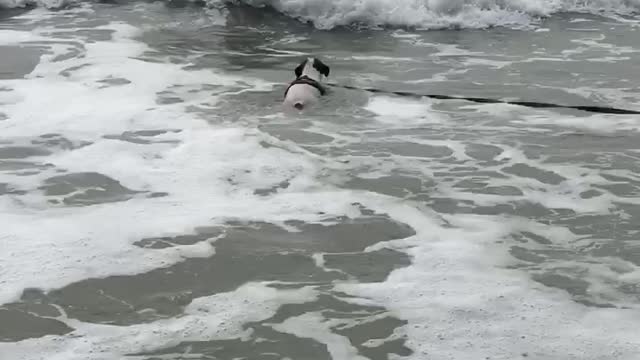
[{"x1": 1, "y1": 0, "x2": 640, "y2": 359}]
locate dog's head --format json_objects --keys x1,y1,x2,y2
[{"x1": 294, "y1": 57, "x2": 330, "y2": 81}]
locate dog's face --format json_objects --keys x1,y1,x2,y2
[{"x1": 294, "y1": 57, "x2": 330, "y2": 81}]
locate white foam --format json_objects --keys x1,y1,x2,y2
[
  {"x1": 0, "y1": 282, "x2": 318, "y2": 359},
  {"x1": 364, "y1": 95, "x2": 447, "y2": 126},
  {"x1": 3, "y1": 0, "x2": 640, "y2": 29},
  {"x1": 0, "y1": 0, "x2": 71, "y2": 9},
  {"x1": 3, "y1": 5, "x2": 640, "y2": 360},
  {"x1": 211, "y1": 0, "x2": 640, "y2": 30},
  {"x1": 462, "y1": 57, "x2": 513, "y2": 69},
  {"x1": 347, "y1": 55, "x2": 418, "y2": 62},
  {"x1": 3, "y1": 0, "x2": 638, "y2": 29},
  {"x1": 329, "y1": 93, "x2": 640, "y2": 358},
  {"x1": 331, "y1": 198, "x2": 640, "y2": 360},
  {"x1": 272, "y1": 312, "x2": 369, "y2": 360},
  {"x1": 0, "y1": 30, "x2": 49, "y2": 44},
  {"x1": 458, "y1": 100, "x2": 640, "y2": 133},
  {"x1": 587, "y1": 56, "x2": 632, "y2": 62},
  {"x1": 514, "y1": 113, "x2": 640, "y2": 134},
  {"x1": 0, "y1": 17, "x2": 350, "y2": 305}
]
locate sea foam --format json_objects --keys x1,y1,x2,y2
[
  {"x1": 219, "y1": 0, "x2": 640, "y2": 29},
  {"x1": 2, "y1": 0, "x2": 640, "y2": 30}
]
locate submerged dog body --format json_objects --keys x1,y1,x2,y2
[{"x1": 283, "y1": 57, "x2": 330, "y2": 110}]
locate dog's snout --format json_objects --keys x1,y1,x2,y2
[{"x1": 294, "y1": 102, "x2": 304, "y2": 110}]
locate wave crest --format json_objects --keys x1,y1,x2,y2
[
  {"x1": 217, "y1": 0, "x2": 640, "y2": 29},
  {"x1": 0, "y1": 0, "x2": 71, "y2": 9},
  {"x1": 2, "y1": 0, "x2": 640, "y2": 29}
]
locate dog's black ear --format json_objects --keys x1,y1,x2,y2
[
  {"x1": 294, "y1": 59, "x2": 307, "y2": 78},
  {"x1": 313, "y1": 58, "x2": 330, "y2": 77}
]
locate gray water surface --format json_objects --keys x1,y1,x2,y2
[{"x1": 1, "y1": 3, "x2": 640, "y2": 359}]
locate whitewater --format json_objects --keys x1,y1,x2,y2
[{"x1": 1, "y1": 0, "x2": 640, "y2": 359}]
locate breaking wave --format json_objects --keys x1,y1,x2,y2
[
  {"x1": 223, "y1": 0, "x2": 640, "y2": 29},
  {"x1": 2, "y1": 0, "x2": 640, "y2": 29}
]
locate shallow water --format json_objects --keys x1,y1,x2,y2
[{"x1": 1, "y1": 1, "x2": 640, "y2": 359}]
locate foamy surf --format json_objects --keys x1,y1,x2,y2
[
  {"x1": 2, "y1": 1, "x2": 640, "y2": 360},
  {"x1": 0, "y1": 6, "x2": 343, "y2": 307},
  {"x1": 1, "y1": 0, "x2": 640, "y2": 30},
  {"x1": 219, "y1": 0, "x2": 640, "y2": 30}
]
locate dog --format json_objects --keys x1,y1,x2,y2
[{"x1": 283, "y1": 57, "x2": 330, "y2": 111}]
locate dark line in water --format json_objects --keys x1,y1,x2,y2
[{"x1": 327, "y1": 83, "x2": 640, "y2": 115}]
